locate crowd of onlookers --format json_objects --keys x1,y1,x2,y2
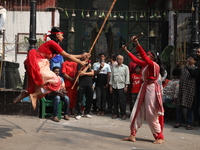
[
  {"x1": 163, "y1": 47, "x2": 200, "y2": 130},
  {"x1": 47, "y1": 47, "x2": 200, "y2": 130}
]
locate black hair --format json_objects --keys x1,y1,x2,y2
[
  {"x1": 49, "y1": 27, "x2": 63, "y2": 43},
  {"x1": 111, "y1": 54, "x2": 116, "y2": 61},
  {"x1": 172, "y1": 68, "x2": 181, "y2": 76},
  {"x1": 189, "y1": 54, "x2": 198, "y2": 61},
  {"x1": 98, "y1": 52, "x2": 106, "y2": 57},
  {"x1": 135, "y1": 65, "x2": 142, "y2": 69},
  {"x1": 52, "y1": 66, "x2": 60, "y2": 71},
  {"x1": 149, "y1": 50, "x2": 166, "y2": 77},
  {"x1": 148, "y1": 50, "x2": 157, "y2": 61}
]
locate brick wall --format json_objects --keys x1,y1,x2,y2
[{"x1": 0, "y1": 91, "x2": 39, "y2": 116}]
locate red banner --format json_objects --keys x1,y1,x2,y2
[{"x1": 172, "y1": 0, "x2": 192, "y2": 10}]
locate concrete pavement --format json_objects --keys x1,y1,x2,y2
[{"x1": 0, "y1": 114, "x2": 200, "y2": 150}]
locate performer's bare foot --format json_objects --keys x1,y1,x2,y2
[
  {"x1": 29, "y1": 93, "x2": 36, "y2": 110},
  {"x1": 153, "y1": 139, "x2": 165, "y2": 144},
  {"x1": 30, "y1": 91, "x2": 44, "y2": 110},
  {"x1": 121, "y1": 135, "x2": 136, "y2": 142},
  {"x1": 13, "y1": 90, "x2": 29, "y2": 103}
]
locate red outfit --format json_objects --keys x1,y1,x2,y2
[
  {"x1": 131, "y1": 73, "x2": 142, "y2": 93},
  {"x1": 128, "y1": 61, "x2": 137, "y2": 75},
  {"x1": 128, "y1": 45, "x2": 164, "y2": 140},
  {"x1": 62, "y1": 61, "x2": 78, "y2": 109},
  {"x1": 162, "y1": 78, "x2": 170, "y2": 88},
  {"x1": 24, "y1": 40, "x2": 64, "y2": 93}
]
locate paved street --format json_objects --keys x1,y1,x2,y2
[{"x1": 0, "y1": 114, "x2": 200, "y2": 150}]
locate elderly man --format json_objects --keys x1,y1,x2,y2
[{"x1": 109, "y1": 55, "x2": 130, "y2": 120}]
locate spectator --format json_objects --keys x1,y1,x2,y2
[
  {"x1": 62, "y1": 60, "x2": 78, "y2": 115},
  {"x1": 187, "y1": 47, "x2": 200, "y2": 127},
  {"x1": 128, "y1": 52, "x2": 142, "y2": 112},
  {"x1": 163, "y1": 68, "x2": 181, "y2": 104},
  {"x1": 75, "y1": 59, "x2": 94, "y2": 120},
  {"x1": 175, "y1": 54, "x2": 198, "y2": 130},
  {"x1": 109, "y1": 55, "x2": 130, "y2": 120},
  {"x1": 130, "y1": 65, "x2": 142, "y2": 111},
  {"x1": 108, "y1": 54, "x2": 118, "y2": 70},
  {"x1": 47, "y1": 66, "x2": 70, "y2": 122},
  {"x1": 93, "y1": 53, "x2": 111, "y2": 116},
  {"x1": 50, "y1": 54, "x2": 64, "y2": 77},
  {"x1": 107, "y1": 54, "x2": 118, "y2": 114},
  {"x1": 128, "y1": 52, "x2": 142, "y2": 75}
]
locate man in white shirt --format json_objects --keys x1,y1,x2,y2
[{"x1": 93, "y1": 52, "x2": 111, "y2": 116}]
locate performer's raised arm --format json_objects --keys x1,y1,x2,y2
[
  {"x1": 123, "y1": 45, "x2": 146, "y2": 67},
  {"x1": 131, "y1": 36, "x2": 154, "y2": 66}
]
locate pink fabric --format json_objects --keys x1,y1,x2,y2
[{"x1": 39, "y1": 59, "x2": 62, "y2": 92}]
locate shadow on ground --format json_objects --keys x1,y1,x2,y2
[{"x1": 0, "y1": 126, "x2": 13, "y2": 139}]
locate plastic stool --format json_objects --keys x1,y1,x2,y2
[{"x1": 40, "y1": 97, "x2": 62, "y2": 119}]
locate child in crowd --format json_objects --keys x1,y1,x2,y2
[{"x1": 130, "y1": 65, "x2": 142, "y2": 111}]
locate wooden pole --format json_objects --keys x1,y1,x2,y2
[{"x1": 71, "y1": 0, "x2": 117, "y2": 89}]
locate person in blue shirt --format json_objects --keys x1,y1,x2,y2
[{"x1": 47, "y1": 66, "x2": 70, "y2": 122}]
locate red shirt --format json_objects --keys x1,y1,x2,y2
[
  {"x1": 38, "y1": 40, "x2": 64, "y2": 59},
  {"x1": 131, "y1": 73, "x2": 142, "y2": 93},
  {"x1": 129, "y1": 61, "x2": 137, "y2": 75},
  {"x1": 62, "y1": 61, "x2": 78, "y2": 87}
]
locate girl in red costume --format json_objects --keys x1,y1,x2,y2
[
  {"x1": 13, "y1": 27, "x2": 89, "y2": 110},
  {"x1": 122, "y1": 36, "x2": 165, "y2": 144}
]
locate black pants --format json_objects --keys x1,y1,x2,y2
[
  {"x1": 112, "y1": 88, "x2": 126, "y2": 116},
  {"x1": 107, "y1": 88, "x2": 113, "y2": 113},
  {"x1": 96, "y1": 86, "x2": 107, "y2": 111},
  {"x1": 130, "y1": 93, "x2": 138, "y2": 111},
  {"x1": 194, "y1": 85, "x2": 200, "y2": 123},
  {"x1": 77, "y1": 86, "x2": 93, "y2": 115}
]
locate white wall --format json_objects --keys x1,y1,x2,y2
[{"x1": 4, "y1": 10, "x2": 60, "y2": 79}]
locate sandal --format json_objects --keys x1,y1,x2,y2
[
  {"x1": 121, "y1": 116, "x2": 127, "y2": 120},
  {"x1": 112, "y1": 115, "x2": 118, "y2": 119},
  {"x1": 97, "y1": 111, "x2": 101, "y2": 116},
  {"x1": 174, "y1": 123, "x2": 181, "y2": 128},
  {"x1": 186, "y1": 124, "x2": 192, "y2": 130}
]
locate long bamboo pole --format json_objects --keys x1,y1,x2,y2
[{"x1": 71, "y1": 0, "x2": 117, "y2": 89}]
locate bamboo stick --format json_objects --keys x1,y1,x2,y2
[{"x1": 71, "y1": 0, "x2": 117, "y2": 89}]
